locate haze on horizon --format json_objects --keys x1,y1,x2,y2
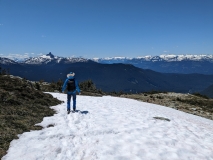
[{"x1": 0, "y1": 0, "x2": 213, "y2": 59}]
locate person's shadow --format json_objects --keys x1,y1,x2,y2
[{"x1": 76, "y1": 110, "x2": 89, "y2": 114}]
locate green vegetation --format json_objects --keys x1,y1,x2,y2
[
  {"x1": 0, "y1": 75, "x2": 62, "y2": 159},
  {"x1": 144, "y1": 90, "x2": 168, "y2": 95},
  {"x1": 79, "y1": 79, "x2": 104, "y2": 96},
  {"x1": 36, "y1": 79, "x2": 105, "y2": 96},
  {"x1": 33, "y1": 79, "x2": 63, "y2": 92},
  {"x1": 0, "y1": 66, "x2": 10, "y2": 75},
  {"x1": 176, "y1": 96, "x2": 213, "y2": 112}
]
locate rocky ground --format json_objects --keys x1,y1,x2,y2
[{"x1": 121, "y1": 92, "x2": 213, "y2": 120}]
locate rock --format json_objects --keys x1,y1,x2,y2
[
  {"x1": 9, "y1": 75, "x2": 22, "y2": 79},
  {"x1": 42, "y1": 82, "x2": 50, "y2": 85},
  {"x1": 192, "y1": 111, "x2": 197, "y2": 115},
  {"x1": 153, "y1": 117, "x2": 170, "y2": 121},
  {"x1": 9, "y1": 92, "x2": 15, "y2": 95}
]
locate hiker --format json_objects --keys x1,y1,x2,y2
[{"x1": 62, "y1": 72, "x2": 81, "y2": 114}]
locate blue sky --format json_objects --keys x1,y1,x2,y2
[{"x1": 0, "y1": 0, "x2": 213, "y2": 59}]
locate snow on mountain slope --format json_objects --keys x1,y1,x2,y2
[
  {"x1": 3, "y1": 93, "x2": 213, "y2": 160},
  {"x1": 0, "y1": 57, "x2": 17, "y2": 65},
  {"x1": 93, "y1": 54, "x2": 213, "y2": 62},
  {"x1": 2, "y1": 54, "x2": 213, "y2": 65},
  {"x1": 158, "y1": 54, "x2": 213, "y2": 62},
  {"x1": 24, "y1": 53, "x2": 88, "y2": 64}
]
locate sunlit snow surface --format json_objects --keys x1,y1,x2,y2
[{"x1": 3, "y1": 93, "x2": 213, "y2": 160}]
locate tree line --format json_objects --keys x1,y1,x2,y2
[{"x1": 0, "y1": 66, "x2": 10, "y2": 75}]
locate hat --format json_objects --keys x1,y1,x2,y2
[{"x1": 67, "y1": 72, "x2": 75, "y2": 78}]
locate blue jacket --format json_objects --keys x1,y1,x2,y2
[{"x1": 62, "y1": 76, "x2": 80, "y2": 94}]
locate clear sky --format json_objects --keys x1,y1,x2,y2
[{"x1": 0, "y1": 0, "x2": 213, "y2": 59}]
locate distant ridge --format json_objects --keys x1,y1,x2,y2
[
  {"x1": 92, "y1": 54, "x2": 213, "y2": 74},
  {"x1": 92, "y1": 54, "x2": 213, "y2": 62},
  {"x1": 23, "y1": 52, "x2": 88, "y2": 64},
  {"x1": 0, "y1": 57, "x2": 18, "y2": 65},
  {"x1": 1, "y1": 53, "x2": 213, "y2": 75},
  {"x1": 1, "y1": 55, "x2": 213, "y2": 94},
  {"x1": 2, "y1": 53, "x2": 213, "y2": 64}
]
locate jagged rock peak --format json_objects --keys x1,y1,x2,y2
[{"x1": 46, "y1": 52, "x2": 55, "y2": 58}]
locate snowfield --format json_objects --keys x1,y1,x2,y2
[{"x1": 3, "y1": 93, "x2": 213, "y2": 160}]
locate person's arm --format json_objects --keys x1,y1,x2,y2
[
  {"x1": 75, "y1": 80, "x2": 81, "y2": 93},
  {"x1": 62, "y1": 79, "x2": 68, "y2": 92}
]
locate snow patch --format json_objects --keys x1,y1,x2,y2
[{"x1": 3, "y1": 93, "x2": 213, "y2": 160}]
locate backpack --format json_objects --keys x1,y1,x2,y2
[{"x1": 67, "y1": 79, "x2": 76, "y2": 91}]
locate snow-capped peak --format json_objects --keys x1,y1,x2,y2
[
  {"x1": 157, "y1": 54, "x2": 213, "y2": 62},
  {"x1": 2, "y1": 54, "x2": 213, "y2": 65},
  {"x1": 24, "y1": 53, "x2": 55, "y2": 64},
  {"x1": 94, "y1": 54, "x2": 213, "y2": 62},
  {"x1": 0, "y1": 57, "x2": 17, "y2": 65},
  {"x1": 134, "y1": 54, "x2": 213, "y2": 62},
  {"x1": 92, "y1": 56, "x2": 132, "y2": 63},
  {"x1": 24, "y1": 53, "x2": 89, "y2": 64}
]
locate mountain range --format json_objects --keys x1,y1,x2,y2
[
  {"x1": 2, "y1": 53, "x2": 213, "y2": 74},
  {"x1": 93, "y1": 55, "x2": 213, "y2": 74},
  {"x1": 1, "y1": 53, "x2": 213, "y2": 95}
]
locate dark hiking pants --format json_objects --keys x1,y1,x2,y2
[{"x1": 67, "y1": 92, "x2": 76, "y2": 111}]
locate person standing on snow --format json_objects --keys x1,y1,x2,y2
[{"x1": 62, "y1": 72, "x2": 81, "y2": 114}]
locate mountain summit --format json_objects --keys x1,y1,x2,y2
[
  {"x1": 46, "y1": 52, "x2": 55, "y2": 58},
  {"x1": 23, "y1": 53, "x2": 88, "y2": 65}
]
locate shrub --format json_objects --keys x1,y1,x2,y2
[
  {"x1": 79, "y1": 79, "x2": 104, "y2": 95},
  {"x1": 35, "y1": 82, "x2": 40, "y2": 90},
  {"x1": 144, "y1": 90, "x2": 168, "y2": 95}
]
